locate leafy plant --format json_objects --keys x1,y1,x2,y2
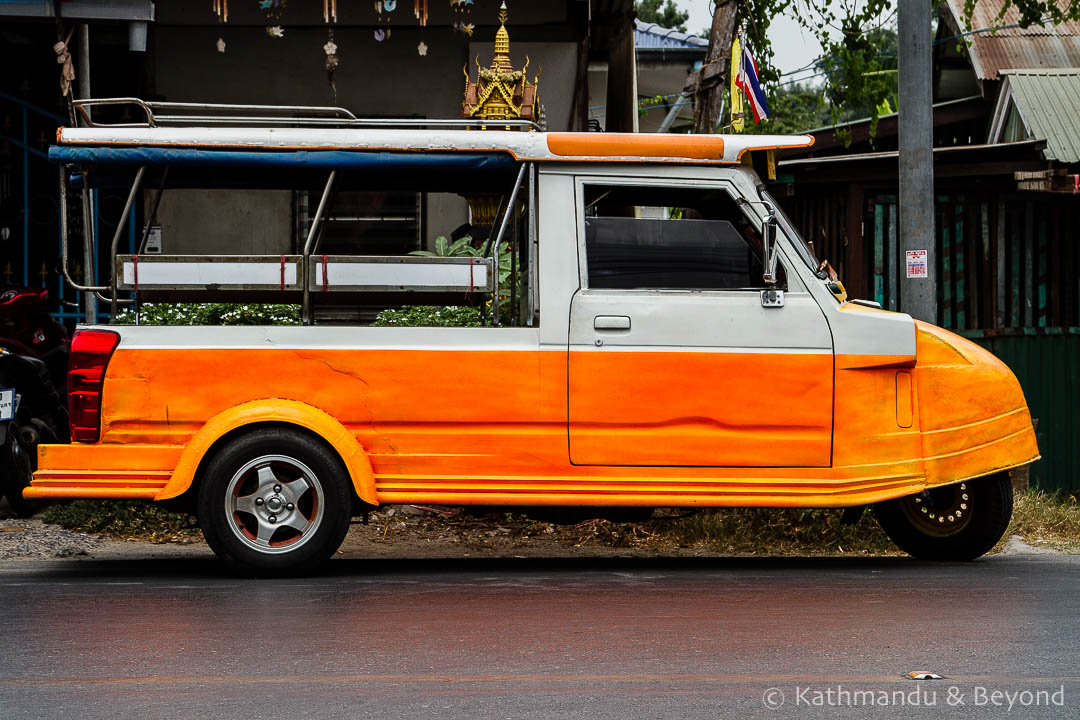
[
  {"x1": 410, "y1": 235, "x2": 520, "y2": 322},
  {"x1": 372, "y1": 305, "x2": 483, "y2": 327},
  {"x1": 113, "y1": 303, "x2": 300, "y2": 326}
]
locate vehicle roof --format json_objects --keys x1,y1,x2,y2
[{"x1": 53, "y1": 127, "x2": 814, "y2": 166}]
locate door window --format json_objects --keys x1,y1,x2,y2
[{"x1": 582, "y1": 184, "x2": 784, "y2": 290}]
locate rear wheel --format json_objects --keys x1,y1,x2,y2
[
  {"x1": 874, "y1": 472, "x2": 1013, "y2": 561},
  {"x1": 197, "y1": 428, "x2": 352, "y2": 575}
]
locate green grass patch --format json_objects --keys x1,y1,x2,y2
[{"x1": 42, "y1": 501, "x2": 200, "y2": 543}]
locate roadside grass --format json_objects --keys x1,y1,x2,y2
[
  {"x1": 37, "y1": 490, "x2": 1080, "y2": 554},
  {"x1": 1003, "y1": 490, "x2": 1080, "y2": 552},
  {"x1": 576, "y1": 507, "x2": 898, "y2": 555},
  {"x1": 42, "y1": 501, "x2": 200, "y2": 544}
]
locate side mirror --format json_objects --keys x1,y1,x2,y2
[{"x1": 762, "y1": 212, "x2": 779, "y2": 285}]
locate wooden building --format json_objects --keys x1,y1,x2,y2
[{"x1": 774, "y1": 0, "x2": 1080, "y2": 492}]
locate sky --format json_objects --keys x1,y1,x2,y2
[{"x1": 681, "y1": 0, "x2": 824, "y2": 79}]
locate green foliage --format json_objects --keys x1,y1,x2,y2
[
  {"x1": 113, "y1": 303, "x2": 300, "y2": 326},
  {"x1": 961, "y1": 0, "x2": 1079, "y2": 30},
  {"x1": 635, "y1": 0, "x2": 690, "y2": 32},
  {"x1": 750, "y1": 83, "x2": 830, "y2": 135},
  {"x1": 816, "y1": 21, "x2": 898, "y2": 145},
  {"x1": 737, "y1": 0, "x2": 792, "y2": 88},
  {"x1": 410, "y1": 235, "x2": 519, "y2": 321},
  {"x1": 411, "y1": 234, "x2": 513, "y2": 291},
  {"x1": 732, "y1": 0, "x2": 1077, "y2": 145},
  {"x1": 372, "y1": 305, "x2": 483, "y2": 327},
  {"x1": 43, "y1": 500, "x2": 200, "y2": 543},
  {"x1": 638, "y1": 93, "x2": 681, "y2": 119}
]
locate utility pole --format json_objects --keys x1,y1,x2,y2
[
  {"x1": 692, "y1": 0, "x2": 739, "y2": 134},
  {"x1": 897, "y1": 0, "x2": 936, "y2": 322},
  {"x1": 77, "y1": 23, "x2": 97, "y2": 324}
]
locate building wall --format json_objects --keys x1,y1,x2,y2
[
  {"x1": 152, "y1": 27, "x2": 574, "y2": 253},
  {"x1": 154, "y1": 189, "x2": 293, "y2": 255}
]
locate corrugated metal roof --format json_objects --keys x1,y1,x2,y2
[
  {"x1": 944, "y1": 0, "x2": 1080, "y2": 80},
  {"x1": 999, "y1": 69, "x2": 1080, "y2": 163},
  {"x1": 633, "y1": 19, "x2": 708, "y2": 49}
]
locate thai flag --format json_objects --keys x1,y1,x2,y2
[{"x1": 735, "y1": 45, "x2": 770, "y2": 123}]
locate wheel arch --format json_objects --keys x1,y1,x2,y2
[{"x1": 154, "y1": 399, "x2": 378, "y2": 507}]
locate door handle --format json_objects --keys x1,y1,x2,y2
[{"x1": 594, "y1": 315, "x2": 631, "y2": 330}]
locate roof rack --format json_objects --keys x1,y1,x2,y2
[{"x1": 72, "y1": 97, "x2": 543, "y2": 131}]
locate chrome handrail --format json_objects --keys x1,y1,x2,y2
[
  {"x1": 71, "y1": 98, "x2": 542, "y2": 131},
  {"x1": 301, "y1": 170, "x2": 338, "y2": 325},
  {"x1": 488, "y1": 163, "x2": 529, "y2": 327}
]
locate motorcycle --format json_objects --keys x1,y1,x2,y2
[{"x1": 0, "y1": 288, "x2": 69, "y2": 517}]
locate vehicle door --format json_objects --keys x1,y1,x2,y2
[{"x1": 567, "y1": 176, "x2": 834, "y2": 467}]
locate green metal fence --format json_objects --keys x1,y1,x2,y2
[
  {"x1": 961, "y1": 329, "x2": 1080, "y2": 493},
  {"x1": 869, "y1": 191, "x2": 1079, "y2": 492}
]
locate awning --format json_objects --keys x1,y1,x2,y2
[{"x1": 48, "y1": 146, "x2": 518, "y2": 172}]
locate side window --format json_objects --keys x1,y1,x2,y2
[{"x1": 581, "y1": 184, "x2": 784, "y2": 290}]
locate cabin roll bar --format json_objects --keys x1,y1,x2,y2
[
  {"x1": 302, "y1": 170, "x2": 338, "y2": 325},
  {"x1": 107, "y1": 166, "x2": 146, "y2": 318},
  {"x1": 487, "y1": 162, "x2": 528, "y2": 327},
  {"x1": 58, "y1": 165, "x2": 109, "y2": 295}
]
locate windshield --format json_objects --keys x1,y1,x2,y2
[{"x1": 759, "y1": 188, "x2": 822, "y2": 276}]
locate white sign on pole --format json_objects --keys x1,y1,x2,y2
[{"x1": 905, "y1": 249, "x2": 928, "y2": 279}]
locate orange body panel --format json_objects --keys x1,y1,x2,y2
[
  {"x1": 568, "y1": 351, "x2": 832, "y2": 467},
  {"x1": 31, "y1": 322, "x2": 1039, "y2": 508},
  {"x1": 547, "y1": 134, "x2": 726, "y2": 160}
]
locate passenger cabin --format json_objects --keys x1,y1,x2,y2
[{"x1": 51, "y1": 98, "x2": 814, "y2": 326}]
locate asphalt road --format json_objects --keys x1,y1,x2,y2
[{"x1": 0, "y1": 554, "x2": 1077, "y2": 719}]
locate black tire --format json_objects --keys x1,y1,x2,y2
[
  {"x1": 0, "y1": 422, "x2": 44, "y2": 518},
  {"x1": 874, "y1": 472, "x2": 1013, "y2": 561},
  {"x1": 197, "y1": 428, "x2": 352, "y2": 575}
]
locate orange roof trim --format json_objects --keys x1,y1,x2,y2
[{"x1": 547, "y1": 133, "x2": 726, "y2": 160}]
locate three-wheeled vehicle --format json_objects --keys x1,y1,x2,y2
[{"x1": 28, "y1": 98, "x2": 1039, "y2": 573}]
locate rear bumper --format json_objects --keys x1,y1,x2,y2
[{"x1": 27, "y1": 444, "x2": 182, "y2": 500}]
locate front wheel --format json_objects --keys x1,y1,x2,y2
[
  {"x1": 197, "y1": 428, "x2": 352, "y2": 575},
  {"x1": 874, "y1": 472, "x2": 1014, "y2": 561}
]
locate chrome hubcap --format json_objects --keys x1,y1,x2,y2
[{"x1": 225, "y1": 455, "x2": 324, "y2": 554}]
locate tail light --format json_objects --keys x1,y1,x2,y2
[{"x1": 68, "y1": 329, "x2": 120, "y2": 443}]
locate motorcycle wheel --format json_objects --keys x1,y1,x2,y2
[{"x1": 0, "y1": 421, "x2": 43, "y2": 518}]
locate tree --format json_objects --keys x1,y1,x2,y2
[
  {"x1": 754, "y1": 84, "x2": 830, "y2": 134},
  {"x1": 814, "y1": 23, "x2": 898, "y2": 143},
  {"x1": 699, "y1": 0, "x2": 1071, "y2": 141},
  {"x1": 635, "y1": 0, "x2": 690, "y2": 32}
]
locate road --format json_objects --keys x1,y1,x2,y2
[{"x1": 0, "y1": 553, "x2": 1077, "y2": 719}]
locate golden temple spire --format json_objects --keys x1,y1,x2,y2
[
  {"x1": 461, "y1": 1, "x2": 542, "y2": 129},
  {"x1": 493, "y1": 2, "x2": 512, "y2": 73}
]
